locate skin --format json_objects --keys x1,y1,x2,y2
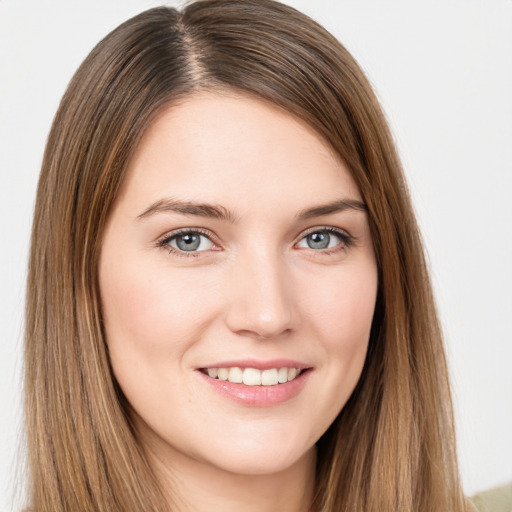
[{"x1": 99, "y1": 92, "x2": 378, "y2": 512}]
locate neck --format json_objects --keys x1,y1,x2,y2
[{"x1": 149, "y1": 444, "x2": 317, "y2": 512}]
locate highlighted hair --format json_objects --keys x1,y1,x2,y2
[{"x1": 25, "y1": 1, "x2": 471, "y2": 510}]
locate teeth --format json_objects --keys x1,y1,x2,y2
[
  {"x1": 204, "y1": 366, "x2": 303, "y2": 386},
  {"x1": 228, "y1": 367, "x2": 243, "y2": 383},
  {"x1": 287, "y1": 368, "x2": 297, "y2": 380},
  {"x1": 277, "y1": 367, "x2": 288, "y2": 383},
  {"x1": 261, "y1": 368, "x2": 278, "y2": 386},
  {"x1": 243, "y1": 368, "x2": 261, "y2": 386},
  {"x1": 217, "y1": 368, "x2": 229, "y2": 380}
]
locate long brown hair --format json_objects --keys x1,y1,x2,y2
[{"x1": 25, "y1": 1, "x2": 473, "y2": 510}]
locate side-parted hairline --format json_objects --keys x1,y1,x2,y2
[{"x1": 24, "y1": 2, "x2": 471, "y2": 511}]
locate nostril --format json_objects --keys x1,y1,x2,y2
[
  {"x1": 256, "y1": 327, "x2": 293, "y2": 340},
  {"x1": 234, "y1": 327, "x2": 293, "y2": 341}
]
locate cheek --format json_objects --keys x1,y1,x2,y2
[
  {"x1": 305, "y1": 262, "x2": 377, "y2": 349},
  {"x1": 99, "y1": 253, "x2": 220, "y2": 368},
  {"x1": 300, "y1": 262, "x2": 377, "y2": 424}
]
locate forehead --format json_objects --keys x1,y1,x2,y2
[{"x1": 118, "y1": 91, "x2": 361, "y2": 214}]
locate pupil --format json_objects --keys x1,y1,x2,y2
[
  {"x1": 177, "y1": 233, "x2": 200, "y2": 251},
  {"x1": 307, "y1": 232, "x2": 329, "y2": 250}
]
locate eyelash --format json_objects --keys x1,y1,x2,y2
[
  {"x1": 298, "y1": 226, "x2": 354, "y2": 256},
  {"x1": 156, "y1": 226, "x2": 354, "y2": 258},
  {"x1": 156, "y1": 228, "x2": 218, "y2": 258}
]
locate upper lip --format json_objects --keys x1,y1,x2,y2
[{"x1": 198, "y1": 359, "x2": 311, "y2": 371}]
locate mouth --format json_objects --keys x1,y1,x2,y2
[
  {"x1": 199, "y1": 366, "x2": 305, "y2": 386},
  {"x1": 197, "y1": 361, "x2": 312, "y2": 406}
]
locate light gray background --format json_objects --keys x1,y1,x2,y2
[{"x1": 1, "y1": 1, "x2": 511, "y2": 510}]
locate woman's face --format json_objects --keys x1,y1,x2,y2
[{"x1": 99, "y1": 92, "x2": 378, "y2": 476}]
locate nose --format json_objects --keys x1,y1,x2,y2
[{"x1": 224, "y1": 249, "x2": 297, "y2": 340}]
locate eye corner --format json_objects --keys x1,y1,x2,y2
[
  {"x1": 294, "y1": 226, "x2": 354, "y2": 253},
  {"x1": 156, "y1": 228, "x2": 221, "y2": 257}
]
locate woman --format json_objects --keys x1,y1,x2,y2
[{"x1": 24, "y1": 1, "x2": 477, "y2": 510}]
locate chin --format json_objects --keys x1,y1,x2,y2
[{"x1": 196, "y1": 431, "x2": 315, "y2": 476}]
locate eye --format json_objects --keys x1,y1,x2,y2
[
  {"x1": 159, "y1": 230, "x2": 215, "y2": 253},
  {"x1": 296, "y1": 228, "x2": 351, "y2": 251}
]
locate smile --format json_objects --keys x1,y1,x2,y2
[
  {"x1": 201, "y1": 367, "x2": 303, "y2": 386},
  {"x1": 197, "y1": 363, "x2": 312, "y2": 407}
]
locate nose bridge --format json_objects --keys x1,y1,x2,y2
[{"x1": 225, "y1": 243, "x2": 295, "y2": 339}]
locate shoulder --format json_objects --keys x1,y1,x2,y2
[{"x1": 472, "y1": 482, "x2": 512, "y2": 512}]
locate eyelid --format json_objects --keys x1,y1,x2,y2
[
  {"x1": 156, "y1": 227, "x2": 221, "y2": 256},
  {"x1": 155, "y1": 225, "x2": 354, "y2": 258},
  {"x1": 294, "y1": 225, "x2": 354, "y2": 251}
]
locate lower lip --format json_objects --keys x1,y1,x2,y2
[{"x1": 197, "y1": 370, "x2": 311, "y2": 407}]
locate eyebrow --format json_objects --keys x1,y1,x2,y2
[
  {"x1": 137, "y1": 198, "x2": 238, "y2": 223},
  {"x1": 137, "y1": 197, "x2": 366, "y2": 223},
  {"x1": 296, "y1": 198, "x2": 367, "y2": 220}
]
